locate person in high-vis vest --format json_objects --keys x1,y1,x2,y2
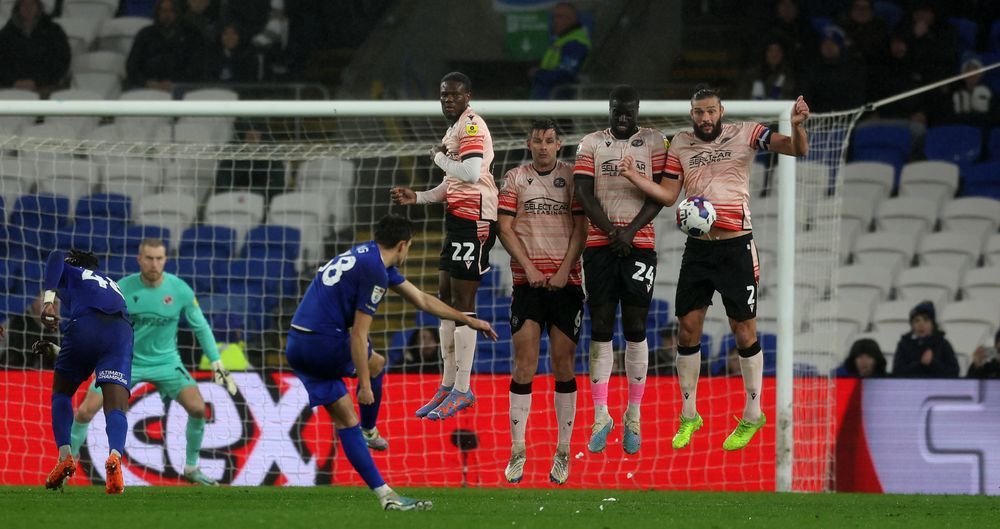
[{"x1": 531, "y1": 2, "x2": 591, "y2": 100}]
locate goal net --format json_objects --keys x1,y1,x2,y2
[{"x1": 0, "y1": 100, "x2": 857, "y2": 491}]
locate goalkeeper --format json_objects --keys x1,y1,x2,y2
[{"x1": 69, "y1": 238, "x2": 236, "y2": 485}]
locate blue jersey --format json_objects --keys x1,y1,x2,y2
[
  {"x1": 43, "y1": 250, "x2": 129, "y2": 322},
  {"x1": 291, "y1": 241, "x2": 405, "y2": 336}
]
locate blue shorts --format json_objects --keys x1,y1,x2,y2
[
  {"x1": 54, "y1": 312, "x2": 134, "y2": 390},
  {"x1": 285, "y1": 328, "x2": 372, "y2": 408}
]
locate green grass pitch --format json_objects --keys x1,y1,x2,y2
[{"x1": 2, "y1": 486, "x2": 996, "y2": 529}]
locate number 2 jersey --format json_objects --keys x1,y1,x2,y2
[
  {"x1": 573, "y1": 127, "x2": 668, "y2": 248},
  {"x1": 43, "y1": 250, "x2": 128, "y2": 321},
  {"x1": 665, "y1": 122, "x2": 771, "y2": 231},
  {"x1": 291, "y1": 241, "x2": 406, "y2": 336},
  {"x1": 441, "y1": 105, "x2": 498, "y2": 221}
]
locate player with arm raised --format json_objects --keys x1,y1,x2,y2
[
  {"x1": 573, "y1": 85, "x2": 667, "y2": 455},
  {"x1": 390, "y1": 71, "x2": 498, "y2": 420},
  {"x1": 36, "y1": 249, "x2": 133, "y2": 494},
  {"x1": 617, "y1": 87, "x2": 810, "y2": 450},
  {"x1": 285, "y1": 214, "x2": 496, "y2": 510},
  {"x1": 67, "y1": 238, "x2": 235, "y2": 485},
  {"x1": 497, "y1": 119, "x2": 587, "y2": 485}
]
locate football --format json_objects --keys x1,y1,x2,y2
[{"x1": 676, "y1": 196, "x2": 717, "y2": 237}]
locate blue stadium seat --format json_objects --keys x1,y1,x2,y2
[
  {"x1": 76, "y1": 193, "x2": 131, "y2": 223},
  {"x1": 0, "y1": 259, "x2": 10, "y2": 292},
  {"x1": 65, "y1": 219, "x2": 126, "y2": 255},
  {"x1": 711, "y1": 333, "x2": 778, "y2": 376},
  {"x1": 415, "y1": 311, "x2": 440, "y2": 328},
  {"x1": 961, "y1": 162, "x2": 1000, "y2": 199},
  {"x1": 386, "y1": 328, "x2": 414, "y2": 369},
  {"x1": 243, "y1": 225, "x2": 301, "y2": 262},
  {"x1": 176, "y1": 256, "x2": 218, "y2": 293},
  {"x1": 179, "y1": 225, "x2": 237, "y2": 259},
  {"x1": 102, "y1": 253, "x2": 139, "y2": 279},
  {"x1": 474, "y1": 321, "x2": 512, "y2": 374},
  {"x1": 924, "y1": 125, "x2": 982, "y2": 166},
  {"x1": 873, "y1": 1, "x2": 903, "y2": 31},
  {"x1": 9, "y1": 194, "x2": 71, "y2": 258},
  {"x1": 987, "y1": 127, "x2": 1000, "y2": 162},
  {"x1": 477, "y1": 295, "x2": 510, "y2": 323},
  {"x1": 117, "y1": 224, "x2": 172, "y2": 255},
  {"x1": 991, "y1": 20, "x2": 1000, "y2": 53},
  {"x1": 9, "y1": 260, "x2": 44, "y2": 308},
  {"x1": 0, "y1": 293, "x2": 29, "y2": 319},
  {"x1": 948, "y1": 17, "x2": 978, "y2": 55},
  {"x1": 850, "y1": 124, "x2": 911, "y2": 179},
  {"x1": 224, "y1": 258, "x2": 295, "y2": 309}
]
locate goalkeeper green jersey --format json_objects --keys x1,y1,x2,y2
[{"x1": 118, "y1": 272, "x2": 220, "y2": 368}]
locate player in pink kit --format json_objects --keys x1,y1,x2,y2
[
  {"x1": 391, "y1": 72, "x2": 498, "y2": 420},
  {"x1": 497, "y1": 119, "x2": 587, "y2": 484},
  {"x1": 617, "y1": 86, "x2": 810, "y2": 451},
  {"x1": 574, "y1": 85, "x2": 668, "y2": 455}
]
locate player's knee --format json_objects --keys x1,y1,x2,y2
[
  {"x1": 369, "y1": 353, "x2": 386, "y2": 377},
  {"x1": 732, "y1": 321, "x2": 757, "y2": 348},
  {"x1": 512, "y1": 362, "x2": 537, "y2": 384},
  {"x1": 75, "y1": 407, "x2": 96, "y2": 422},
  {"x1": 622, "y1": 321, "x2": 647, "y2": 343},
  {"x1": 551, "y1": 355, "x2": 575, "y2": 381},
  {"x1": 188, "y1": 404, "x2": 207, "y2": 420}
]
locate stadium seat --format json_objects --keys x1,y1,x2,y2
[
  {"x1": 116, "y1": 224, "x2": 171, "y2": 255},
  {"x1": 923, "y1": 125, "x2": 982, "y2": 166},
  {"x1": 176, "y1": 90, "x2": 238, "y2": 144},
  {"x1": 939, "y1": 300, "x2": 999, "y2": 356},
  {"x1": 267, "y1": 191, "x2": 328, "y2": 269},
  {"x1": 894, "y1": 265, "x2": 962, "y2": 308},
  {"x1": 102, "y1": 252, "x2": 140, "y2": 279},
  {"x1": 837, "y1": 191, "x2": 879, "y2": 235},
  {"x1": 898, "y1": 161, "x2": 959, "y2": 210},
  {"x1": 8, "y1": 193, "x2": 71, "y2": 258},
  {"x1": 653, "y1": 229, "x2": 685, "y2": 289},
  {"x1": 939, "y1": 197, "x2": 1000, "y2": 238},
  {"x1": 72, "y1": 50, "x2": 125, "y2": 77},
  {"x1": 713, "y1": 332, "x2": 777, "y2": 376},
  {"x1": 873, "y1": 1, "x2": 904, "y2": 30},
  {"x1": 852, "y1": 231, "x2": 919, "y2": 272},
  {"x1": 86, "y1": 123, "x2": 121, "y2": 144},
  {"x1": 474, "y1": 321, "x2": 512, "y2": 374},
  {"x1": 987, "y1": 234, "x2": 1000, "y2": 266},
  {"x1": 0, "y1": 165, "x2": 33, "y2": 220},
  {"x1": 72, "y1": 72, "x2": 120, "y2": 99},
  {"x1": 795, "y1": 329, "x2": 849, "y2": 374},
  {"x1": 242, "y1": 226, "x2": 302, "y2": 281},
  {"x1": 960, "y1": 266, "x2": 1000, "y2": 302},
  {"x1": 850, "y1": 124, "x2": 911, "y2": 176},
  {"x1": 917, "y1": 231, "x2": 983, "y2": 271},
  {"x1": 116, "y1": 88, "x2": 172, "y2": 140},
  {"x1": 136, "y1": 193, "x2": 196, "y2": 251},
  {"x1": 297, "y1": 157, "x2": 356, "y2": 234},
  {"x1": 48, "y1": 88, "x2": 104, "y2": 136},
  {"x1": 794, "y1": 160, "x2": 833, "y2": 195},
  {"x1": 182, "y1": 88, "x2": 239, "y2": 102},
  {"x1": 34, "y1": 159, "x2": 99, "y2": 216},
  {"x1": 178, "y1": 225, "x2": 237, "y2": 292},
  {"x1": 874, "y1": 196, "x2": 938, "y2": 236},
  {"x1": 806, "y1": 299, "x2": 873, "y2": 335},
  {"x1": 835, "y1": 264, "x2": 894, "y2": 308},
  {"x1": 96, "y1": 16, "x2": 152, "y2": 55},
  {"x1": 840, "y1": 161, "x2": 895, "y2": 199},
  {"x1": 62, "y1": 0, "x2": 120, "y2": 21},
  {"x1": 160, "y1": 159, "x2": 217, "y2": 203},
  {"x1": 54, "y1": 16, "x2": 100, "y2": 55},
  {"x1": 961, "y1": 162, "x2": 1000, "y2": 199},
  {"x1": 948, "y1": 17, "x2": 978, "y2": 54},
  {"x1": 750, "y1": 161, "x2": 768, "y2": 197},
  {"x1": 224, "y1": 257, "x2": 296, "y2": 309},
  {"x1": 204, "y1": 191, "x2": 265, "y2": 249},
  {"x1": 0, "y1": 88, "x2": 38, "y2": 136},
  {"x1": 77, "y1": 192, "x2": 131, "y2": 222},
  {"x1": 988, "y1": 128, "x2": 1000, "y2": 161},
  {"x1": 101, "y1": 158, "x2": 163, "y2": 206}
]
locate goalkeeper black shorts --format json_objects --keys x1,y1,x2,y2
[{"x1": 674, "y1": 233, "x2": 760, "y2": 321}]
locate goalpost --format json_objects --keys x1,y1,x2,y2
[{"x1": 0, "y1": 99, "x2": 856, "y2": 492}]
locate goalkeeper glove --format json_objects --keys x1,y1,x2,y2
[{"x1": 211, "y1": 360, "x2": 237, "y2": 396}]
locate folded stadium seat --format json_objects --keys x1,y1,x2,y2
[
  {"x1": 116, "y1": 224, "x2": 171, "y2": 255},
  {"x1": 852, "y1": 231, "x2": 919, "y2": 273},
  {"x1": 8, "y1": 259, "x2": 44, "y2": 312},
  {"x1": 136, "y1": 192, "x2": 196, "y2": 251},
  {"x1": 939, "y1": 197, "x2": 1000, "y2": 239},
  {"x1": 653, "y1": 229, "x2": 685, "y2": 289},
  {"x1": 805, "y1": 299, "x2": 874, "y2": 336},
  {"x1": 986, "y1": 234, "x2": 1000, "y2": 266},
  {"x1": 77, "y1": 192, "x2": 131, "y2": 223},
  {"x1": 923, "y1": 125, "x2": 982, "y2": 169},
  {"x1": 101, "y1": 158, "x2": 163, "y2": 208},
  {"x1": 267, "y1": 191, "x2": 328, "y2": 270},
  {"x1": 476, "y1": 295, "x2": 511, "y2": 324},
  {"x1": 386, "y1": 329, "x2": 413, "y2": 369},
  {"x1": 840, "y1": 161, "x2": 895, "y2": 199},
  {"x1": 160, "y1": 159, "x2": 217, "y2": 204},
  {"x1": 948, "y1": 17, "x2": 978, "y2": 54},
  {"x1": 0, "y1": 88, "x2": 38, "y2": 136},
  {"x1": 414, "y1": 310, "x2": 440, "y2": 329},
  {"x1": 72, "y1": 73, "x2": 120, "y2": 100},
  {"x1": 960, "y1": 266, "x2": 1000, "y2": 302},
  {"x1": 871, "y1": 299, "x2": 919, "y2": 336},
  {"x1": 833, "y1": 191, "x2": 879, "y2": 236},
  {"x1": 835, "y1": 264, "x2": 894, "y2": 308},
  {"x1": 0, "y1": 166, "x2": 33, "y2": 220},
  {"x1": 988, "y1": 128, "x2": 1000, "y2": 161},
  {"x1": 473, "y1": 321, "x2": 512, "y2": 374},
  {"x1": 898, "y1": 160, "x2": 960, "y2": 211},
  {"x1": 917, "y1": 231, "x2": 984, "y2": 271},
  {"x1": 72, "y1": 50, "x2": 125, "y2": 78},
  {"x1": 224, "y1": 258, "x2": 294, "y2": 312},
  {"x1": 8, "y1": 193, "x2": 71, "y2": 259},
  {"x1": 53, "y1": 16, "x2": 100, "y2": 56},
  {"x1": 713, "y1": 332, "x2": 777, "y2": 376},
  {"x1": 178, "y1": 224, "x2": 237, "y2": 293},
  {"x1": 204, "y1": 191, "x2": 265, "y2": 251},
  {"x1": 755, "y1": 288, "x2": 809, "y2": 333},
  {"x1": 939, "y1": 300, "x2": 999, "y2": 361},
  {"x1": 96, "y1": 16, "x2": 152, "y2": 55},
  {"x1": 850, "y1": 124, "x2": 911, "y2": 178},
  {"x1": 243, "y1": 224, "x2": 301, "y2": 263},
  {"x1": 874, "y1": 196, "x2": 938, "y2": 237},
  {"x1": 61, "y1": 0, "x2": 119, "y2": 22},
  {"x1": 297, "y1": 157, "x2": 357, "y2": 235},
  {"x1": 873, "y1": 1, "x2": 904, "y2": 31},
  {"x1": 102, "y1": 252, "x2": 138, "y2": 279},
  {"x1": 48, "y1": 88, "x2": 104, "y2": 136},
  {"x1": 893, "y1": 265, "x2": 962, "y2": 309},
  {"x1": 795, "y1": 329, "x2": 851, "y2": 374},
  {"x1": 65, "y1": 218, "x2": 126, "y2": 255},
  {"x1": 647, "y1": 298, "x2": 671, "y2": 334},
  {"x1": 17, "y1": 122, "x2": 79, "y2": 164},
  {"x1": 794, "y1": 160, "x2": 834, "y2": 195},
  {"x1": 806, "y1": 128, "x2": 849, "y2": 171},
  {"x1": 750, "y1": 161, "x2": 768, "y2": 197},
  {"x1": 34, "y1": 159, "x2": 99, "y2": 217},
  {"x1": 961, "y1": 162, "x2": 1000, "y2": 199},
  {"x1": 116, "y1": 88, "x2": 172, "y2": 141}
]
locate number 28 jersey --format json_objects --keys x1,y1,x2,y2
[{"x1": 291, "y1": 241, "x2": 406, "y2": 336}]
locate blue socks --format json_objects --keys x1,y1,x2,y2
[
  {"x1": 358, "y1": 371, "x2": 384, "y2": 431},
  {"x1": 51, "y1": 393, "x2": 73, "y2": 449},
  {"x1": 337, "y1": 425, "x2": 385, "y2": 489},
  {"x1": 105, "y1": 409, "x2": 127, "y2": 456}
]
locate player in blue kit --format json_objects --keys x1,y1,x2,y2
[
  {"x1": 35, "y1": 249, "x2": 134, "y2": 495},
  {"x1": 285, "y1": 215, "x2": 497, "y2": 511}
]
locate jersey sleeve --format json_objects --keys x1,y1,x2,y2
[
  {"x1": 573, "y1": 136, "x2": 596, "y2": 178},
  {"x1": 651, "y1": 129, "x2": 668, "y2": 176},
  {"x1": 43, "y1": 250, "x2": 66, "y2": 291},
  {"x1": 386, "y1": 266, "x2": 406, "y2": 287},
  {"x1": 748, "y1": 122, "x2": 772, "y2": 150},
  {"x1": 665, "y1": 135, "x2": 683, "y2": 179},
  {"x1": 355, "y1": 260, "x2": 387, "y2": 316},
  {"x1": 181, "y1": 281, "x2": 221, "y2": 362},
  {"x1": 458, "y1": 115, "x2": 486, "y2": 160},
  {"x1": 498, "y1": 169, "x2": 519, "y2": 216}
]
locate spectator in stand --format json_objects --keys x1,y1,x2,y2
[
  {"x1": 892, "y1": 301, "x2": 960, "y2": 378},
  {"x1": 126, "y1": 0, "x2": 208, "y2": 91},
  {"x1": 741, "y1": 39, "x2": 797, "y2": 101},
  {"x1": 802, "y1": 26, "x2": 868, "y2": 111},
  {"x1": 867, "y1": 33, "x2": 931, "y2": 128},
  {"x1": 768, "y1": 0, "x2": 818, "y2": 75},
  {"x1": 649, "y1": 320, "x2": 679, "y2": 375},
  {"x1": 934, "y1": 57, "x2": 997, "y2": 128},
  {"x1": 209, "y1": 22, "x2": 264, "y2": 83},
  {"x1": 182, "y1": 0, "x2": 219, "y2": 44},
  {"x1": 895, "y1": 3, "x2": 958, "y2": 85},
  {"x1": 967, "y1": 329, "x2": 1000, "y2": 379},
  {"x1": 119, "y1": 0, "x2": 157, "y2": 17},
  {"x1": 215, "y1": 119, "x2": 285, "y2": 204},
  {"x1": 220, "y1": 0, "x2": 270, "y2": 43},
  {"x1": 836, "y1": 0, "x2": 888, "y2": 66},
  {"x1": 835, "y1": 338, "x2": 888, "y2": 377},
  {"x1": 0, "y1": 0, "x2": 71, "y2": 97},
  {"x1": 393, "y1": 327, "x2": 441, "y2": 374},
  {"x1": 712, "y1": 345, "x2": 742, "y2": 377},
  {"x1": 530, "y1": 2, "x2": 590, "y2": 100},
  {"x1": 2, "y1": 294, "x2": 59, "y2": 369}
]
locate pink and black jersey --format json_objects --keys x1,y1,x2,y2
[
  {"x1": 442, "y1": 106, "x2": 498, "y2": 221},
  {"x1": 666, "y1": 121, "x2": 771, "y2": 231},
  {"x1": 498, "y1": 161, "x2": 583, "y2": 286},
  {"x1": 574, "y1": 127, "x2": 668, "y2": 248}
]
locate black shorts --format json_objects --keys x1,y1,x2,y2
[
  {"x1": 439, "y1": 214, "x2": 497, "y2": 281},
  {"x1": 510, "y1": 284, "x2": 585, "y2": 343},
  {"x1": 582, "y1": 245, "x2": 657, "y2": 307},
  {"x1": 674, "y1": 233, "x2": 760, "y2": 321}
]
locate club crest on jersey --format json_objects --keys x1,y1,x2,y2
[
  {"x1": 554, "y1": 177, "x2": 566, "y2": 188},
  {"x1": 163, "y1": 295, "x2": 173, "y2": 305},
  {"x1": 604, "y1": 139, "x2": 612, "y2": 147},
  {"x1": 371, "y1": 285, "x2": 385, "y2": 304},
  {"x1": 631, "y1": 138, "x2": 644, "y2": 147},
  {"x1": 464, "y1": 122, "x2": 478, "y2": 136},
  {"x1": 527, "y1": 177, "x2": 533, "y2": 185}
]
